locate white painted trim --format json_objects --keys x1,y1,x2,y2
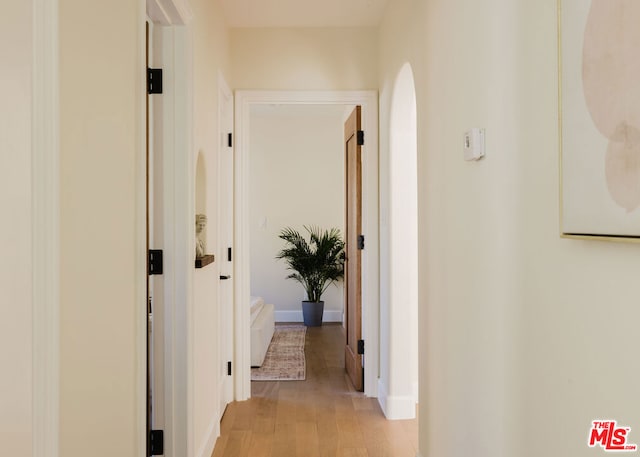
[
  {"x1": 235, "y1": 90, "x2": 380, "y2": 399},
  {"x1": 216, "y1": 70, "x2": 234, "y2": 422},
  {"x1": 184, "y1": 29, "x2": 196, "y2": 456},
  {"x1": 377, "y1": 379, "x2": 417, "y2": 420},
  {"x1": 32, "y1": 1, "x2": 60, "y2": 455},
  {"x1": 137, "y1": 3, "x2": 149, "y2": 457},
  {"x1": 156, "y1": 25, "x2": 178, "y2": 457},
  {"x1": 146, "y1": 0, "x2": 194, "y2": 454},
  {"x1": 234, "y1": 94, "x2": 252, "y2": 402},
  {"x1": 274, "y1": 310, "x2": 343, "y2": 323},
  {"x1": 361, "y1": 94, "x2": 380, "y2": 399},
  {"x1": 377, "y1": 379, "x2": 388, "y2": 417},
  {"x1": 195, "y1": 416, "x2": 219, "y2": 457},
  {"x1": 156, "y1": 25, "x2": 195, "y2": 457}
]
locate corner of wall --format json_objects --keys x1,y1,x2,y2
[
  {"x1": 195, "y1": 416, "x2": 220, "y2": 457},
  {"x1": 377, "y1": 378, "x2": 417, "y2": 421}
]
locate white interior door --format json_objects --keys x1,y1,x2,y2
[
  {"x1": 218, "y1": 77, "x2": 235, "y2": 416},
  {"x1": 147, "y1": 18, "x2": 166, "y2": 454}
]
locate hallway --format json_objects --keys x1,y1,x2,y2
[{"x1": 211, "y1": 324, "x2": 418, "y2": 457}]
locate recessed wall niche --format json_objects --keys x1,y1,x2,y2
[{"x1": 195, "y1": 150, "x2": 214, "y2": 268}]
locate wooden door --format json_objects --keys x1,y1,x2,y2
[{"x1": 344, "y1": 106, "x2": 364, "y2": 392}]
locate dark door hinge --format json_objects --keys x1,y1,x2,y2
[
  {"x1": 227, "y1": 133, "x2": 233, "y2": 148},
  {"x1": 357, "y1": 235, "x2": 365, "y2": 251},
  {"x1": 357, "y1": 130, "x2": 364, "y2": 146},
  {"x1": 228, "y1": 247, "x2": 232, "y2": 262},
  {"x1": 149, "y1": 430, "x2": 164, "y2": 455},
  {"x1": 357, "y1": 339, "x2": 365, "y2": 355},
  {"x1": 227, "y1": 361, "x2": 232, "y2": 376},
  {"x1": 148, "y1": 250, "x2": 163, "y2": 275},
  {"x1": 147, "y1": 68, "x2": 163, "y2": 94}
]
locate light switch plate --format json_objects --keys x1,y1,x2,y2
[{"x1": 463, "y1": 128, "x2": 485, "y2": 161}]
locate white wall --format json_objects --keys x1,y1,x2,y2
[
  {"x1": 0, "y1": 2, "x2": 33, "y2": 455},
  {"x1": 515, "y1": 2, "x2": 640, "y2": 456},
  {"x1": 231, "y1": 27, "x2": 378, "y2": 90},
  {"x1": 59, "y1": 0, "x2": 143, "y2": 455},
  {"x1": 379, "y1": 0, "x2": 640, "y2": 456},
  {"x1": 249, "y1": 104, "x2": 345, "y2": 321},
  {"x1": 57, "y1": 0, "x2": 231, "y2": 456}
]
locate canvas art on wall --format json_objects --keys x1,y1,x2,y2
[{"x1": 560, "y1": 0, "x2": 640, "y2": 238}]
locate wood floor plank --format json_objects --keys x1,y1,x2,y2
[
  {"x1": 246, "y1": 432, "x2": 273, "y2": 457},
  {"x1": 210, "y1": 435, "x2": 229, "y2": 457},
  {"x1": 351, "y1": 396, "x2": 375, "y2": 411},
  {"x1": 218, "y1": 430, "x2": 251, "y2": 457},
  {"x1": 295, "y1": 421, "x2": 320, "y2": 457},
  {"x1": 275, "y1": 397, "x2": 297, "y2": 425},
  {"x1": 294, "y1": 393, "x2": 317, "y2": 423},
  {"x1": 211, "y1": 324, "x2": 418, "y2": 457},
  {"x1": 272, "y1": 422, "x2": 297, "y2": 457},
  {"x1": 337, "y1": 449, "x2": 369, "y2": 457}
]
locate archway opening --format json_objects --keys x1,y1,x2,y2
[{"x1": 388, "y1": 62, "x2": 418, "y2": 419}]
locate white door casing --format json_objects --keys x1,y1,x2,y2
[
  {"x1": 217, "y1": 73, "x2": 235, "y2": 416},
  {"x1": 148, "y1": 16, "x2": 164, "y2": 442},
  {"x1": 145, "y1": 1, "x2": 194, "y2": 456},
  {"x1": 234, "y1": 91, "x2": 379, "y2": 400}
]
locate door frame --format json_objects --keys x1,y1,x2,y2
[
  {"x1": 217, "y1": 71, "x2": 235, "y2": 417},
  {"x1": 143, "y1": 1, "x2": 194, "y2": 456},
  {"x1": 32, "y1": 1, "x2": 195, "y2": 455},
  {"x1": 234, "y1": 90, "x2": 380, "y2": 399}
]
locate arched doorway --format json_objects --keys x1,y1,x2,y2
[{"x1": 382, "y1": 62, "x2": 419, "y2": 419}]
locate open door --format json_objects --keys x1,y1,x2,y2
[
  {"x1": 147, "y1": 19, "x2": 167, "y2": 456},
  {"x1": 344, "y1": 106, "x2": 364, "y2": 392},
  {"x1": 218, "y1": 78, "x2": 235, "y2": 416},
  {"x1": 146, "y1": 20, "x2": 164, "y2": 457}
]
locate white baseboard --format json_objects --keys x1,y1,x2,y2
[
  {"x1": 275, "y1": 310, "x2": 343, "y2": 323},
  {"x1": 377, "y1": 379, "x2": 417, "y2": 420},
  {"x1": 196, "y1": 415, "x2": 220, "y2": 457}
]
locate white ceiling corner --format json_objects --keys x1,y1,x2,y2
[{"x1": 219, "y1": 0, "x2": 389, "y2": 28}]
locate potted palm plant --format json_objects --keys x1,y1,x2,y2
[{"x1": 276, "y1": 226, "x2": 345, "y2": 326}]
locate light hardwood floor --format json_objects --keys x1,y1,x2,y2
[{"x1": 211, "y1": 324, "x2": 418, "y2": 457}]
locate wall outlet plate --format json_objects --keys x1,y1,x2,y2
[{"x1": 463, "y1": 128, "x2": 485, "y2": 161}]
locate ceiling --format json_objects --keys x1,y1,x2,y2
[{"x1": 219, "y1": 0, "x2": 389, "y2": 28}]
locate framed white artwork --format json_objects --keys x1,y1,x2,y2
[{"x1": 560, "y1": 0, "x2": 640, "y2": 239}]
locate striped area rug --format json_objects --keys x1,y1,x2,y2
[{"x1": 251, "y1": 325, "x2": 306, "y2": 381}]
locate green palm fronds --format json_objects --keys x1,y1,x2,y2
[{"x1": 276, "y1": 226, "x2": 345, "y2": 303}]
